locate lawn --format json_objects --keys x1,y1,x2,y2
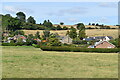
[{"x1": 2, "y1": 46, "x2": 118, "y2": 78}]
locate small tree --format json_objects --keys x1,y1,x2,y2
[
  {"x1": 60, "y1": 22, "x2": 64, "y2": 25},
  {"x1": 88, "y1": 23, "x2": 91, "y2": 25},
  {"x1": 56, "y1": 25, "x2": 62, "y2": 30}
]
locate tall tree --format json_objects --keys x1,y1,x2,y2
[
  {"x1": 16, "y1": 12, "x2": 26, "y2": 22},
  {"x1": 69, "y1": 26, "x2": 77, "y2": 39},
  {"x1": 27, "y1": 16, "x2": 36, "y2": 24},
  {"x1": 78, "y1": 30, "x2": 86, "y2": 40}
]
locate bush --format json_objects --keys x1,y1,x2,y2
[
  {"x1": 32, "y1": 44, "x2": 40, "y2": 48},
  {"x1": 40, "y1": 46, "x2": 119, "y2": 53},
  {"x1": 2, "y1": 43, "x2": 17, "y2": 46}
]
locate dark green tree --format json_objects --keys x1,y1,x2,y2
[
  {"x1": 7, "y1": 17, "x2": 22, "y2": 31},
  {"x1": 56, "y1": 25, "x2": 62, "y2": 30},
  {"x1": 60, "y1": 22, "x2": 64, "y2": 25},
  {"x1": 69, "y1": 26, "x2": 77, "y2": 39},
  {"x1": 78, "y1": 30, "x2": 86, "y2": 40},
  {"x1": 27, "y1": 16, "x2": 36, "y2": 24},
  {"x1": 43, "y1": 20, "x2": 53, "y2": 28},
  {"x1": 16, "y1": 12, "x2": 26, "y2": 22},
  {"x1": 76, "y1": 23, "x2": 85, "y2": 30}
]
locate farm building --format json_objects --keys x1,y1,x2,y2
[{"x1": 88, "y1": 40, "x2": 116, "y2": 48}]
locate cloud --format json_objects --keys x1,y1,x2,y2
[
  {"x1": 98, "y1": 2, "x2": 117, "y2": 8},
  {"x1": 47, "y1": 7, "x2": 88, "y2": 16},
  {"x1": 3, "y1": 5, "x2": 34, "y2": 14}
]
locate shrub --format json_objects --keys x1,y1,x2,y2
[
  {"x1": 40, "y1": 46, "x2": 119, "y2": 53},
  {"x1": 32, "y1": 44, "x2": 40, "y2": 48},
  {"x1": 2, "y1": 43, "x2": 17, "y2": 46}
]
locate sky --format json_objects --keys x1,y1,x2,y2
[{"x1": 1, "y1": 2, "x2": 118, "y2": 25}]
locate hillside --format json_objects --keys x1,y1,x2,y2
[
  {"x1": 54, "y1": 24, "x2": 119, "y2": 29},
  {"x1": 23, "y1": 29, "x2": 118, "y2": 39}
]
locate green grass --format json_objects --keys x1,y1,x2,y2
[{"x1": 2, "y1": 46, "x2": 118, "y2": 78}]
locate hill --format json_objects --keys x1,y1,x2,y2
[{"x1": 23, "y1": 29, "x2": 118, "y2": 39}]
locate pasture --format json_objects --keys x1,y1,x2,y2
[
  {"x1": 2, "y1": 46, "x2": 118, "y2": 78},
  {"x1": 23, "y1": 29, "x2": 118, "y2": 39}
]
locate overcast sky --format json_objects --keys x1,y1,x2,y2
[{"x1": 1, "y1": 2, "x2": 118, "y2": 25}]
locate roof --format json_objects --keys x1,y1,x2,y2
[
  {"x1": 84, "y1": 36, "x2": 113, "y2": 41},
  {"x1": 94, "y1": 40, "x2": 115, "y2": 47}
]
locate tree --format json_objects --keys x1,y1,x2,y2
[
  {"x1": 69, "y1": 26, "x2": 77, "y2": 39},
  {"x1": 76, "y1": 23, "x2": 85, "y2": 30},
  {"x1": 27, "y1": 16, "x2": 36, "y2": 24},
  {"x1": 88, "y1": 23, "x2": 91, "y2": 25},
  {"x1": 43, "y1": 20, "x2": 53, "y2": 28},
  {"x1": 96, "y1": 23, "x2": 99, "y2": 26},
  {"x1": 63, "y1": 26, "x2": 68, "y2": 30},
  {"x1": 56, "y1": 25, "x2": 62, "y2": 30},
  {"x1": 7, "y1": 17, "x2": 22, "y2": 31},
  {"x1": 16, "y1": 12, "x2": 26, "y2": 22},
  {"x1": 13, "y1": 30, "x2": 24, "y2": 35},
  {"x1": 35, "y1": 31, "x2": 40, "y2": 39},
  {"x1": 92, "y1": 23, "x2": 95, "y2": 26},
  {"x1": 47, "y1": 38, "x2": 62, "y2": 46},
  {"x1": 78, "y1": 30, "x2": 86, "y2": 40},
  {"x1": 42, "y1": 30, "x2": 50, "y2": 40},
  {"x1": 60, "y1": 22, "x2": 64, "y2": 25}
]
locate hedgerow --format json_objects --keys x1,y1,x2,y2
[{"x1": 40, "y1": 46, "x2": 119, "y2": 53}]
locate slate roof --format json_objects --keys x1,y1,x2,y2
[{"x1": 84, "y1": 36, "x2": 113, "y2": 41}]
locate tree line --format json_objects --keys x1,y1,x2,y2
[{"x1": 1, "y1": 12, "x2": 69, "y2": 32}]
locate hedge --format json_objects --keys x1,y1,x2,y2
[
  {"x1": 2, "y1": 43, "x2": 17, "y2": 46},
  {"x1": 40, "y1": 46, "x2": 120, "y2": 53}
]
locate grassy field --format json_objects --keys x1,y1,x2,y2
[
  {"x1": 23, "y1": 29, "x2": 118, "y2": 39},
  {"x1": 2, "y1": 46, "x2": 118, "y2": 78}
]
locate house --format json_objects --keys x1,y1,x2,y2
[
  {"x1": 13, "y1": 35, "x2": 27, "y2": 42},
  {"x1": 88, "y1": 40, "x2": 116, "y2": 48},
  {"x1": 83, "y1": 36, "x2": 113, "y2": 41},
  {"x1": 59, "y1": 35, "x2": 72, "y2": 44}
]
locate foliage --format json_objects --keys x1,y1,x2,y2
[
  {"x1": 76, "y1": 23, "x2": 85, "y2": 30},
  {"x1": 16, "y1": 12, "x2": 26, "y2": 22},
  {"x1": 60, "y1": 22, "x2": 64, "y2": 25},
  {"x1": 13, "y1": 30, "x2": 25, "y2": 35},
  {"x1": 42, "y1": 30, "x2": 50, "y2": 40},
  {"x1": 78, "y1": 30, "x2": 86, "y2": 40},
  {"x1": 43, "y1": 20, "x2": 53, "y2": 28},
  {"x1": 40, "y1": 46, "x2": 119, "y2": 53},
  {"x1": 56, "y1": 25, "x2": 62, "y2": 30},
  {"x1": 35, "y1": 31, "x2": 40, "y2": 39},
  {"x1": 27, "y1": 16, "x2": 36, "y2": 24},
  {"x1": 47, "y1": 38, "x2": 62, "y2": 46},
  {"x1": 63, "y1": 26, "x2": 68, "y2": 30},
  {"x1": 69, "y1": 26, "x2": 77, "y2": 39}
]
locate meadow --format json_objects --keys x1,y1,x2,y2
[
  {"x1": 2, "y1": 46, "x2": 118, "y2": 78},
  {"x1": 23, "y1": 29, "x2": 118, "y2": 39}
]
